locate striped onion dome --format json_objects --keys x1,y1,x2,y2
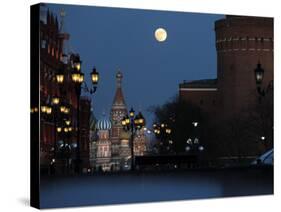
[{"x1": 96, "y1": 116, "x2": 112, "y2": 130}]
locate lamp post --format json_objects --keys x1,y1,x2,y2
[
  {"x1": 70, "y1": 55, "x2": 99, "y2": 174},
  {"x1": 54, "y1": 54, "x2": 99, "y2": 174},
  {"x1": 254, "y1": 63, "x2": 273, "y2": 150},
  {"x1": 254, "y1": 63, "x2": 273, "y2": 102},
  {"x1": 62, "y1": 118, "x2": 73, "y2": 173},
  {"x1": 153, "y1": 123, "x2": 172, "y2": 153},
  {"x1": 185, "y1": 121, "x2": 204, "y2": 154},
  {"x1": 51, "y1": 96, "x2": 60, "y2": 163},
  {"x1": 55, "y1": 119, "x2": 73, "y2": 174},
  {"x1": 40, "y1": 100, "x2": 56, "y2": 174},
  {"x1": 122, "y1": 107, "x2": 146, "y2": 171}
]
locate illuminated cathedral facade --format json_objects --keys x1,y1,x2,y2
[{"x1": 89, "y1": 71, "x2": 148, "y2": 171}]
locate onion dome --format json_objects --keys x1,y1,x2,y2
[{"x1": 96, "y1": 116, "x2": 112, "y2": 130}]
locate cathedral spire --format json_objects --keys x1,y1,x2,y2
[
  {"x1": 116, "y1": 70, "x2": 123, "y2": 88},
  {"x1": 112, "y1": 71, "x2": 126, "y2": 108}
]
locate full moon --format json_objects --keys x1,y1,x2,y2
[{"x1": 155, "y1": 28, "x2": 167, "y2": 42}]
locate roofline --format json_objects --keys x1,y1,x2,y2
[{"x1": 179, "y1": 88, "x2": 218, "y2": 91}]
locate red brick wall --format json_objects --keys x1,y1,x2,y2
[
  {"x1": 215, "y1": 16, "x2": 273, "y2": 118},
  {"x1": 179, "y1": 89, "x2": 218, "y2": 117}
]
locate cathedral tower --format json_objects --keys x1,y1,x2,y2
[{"x1": 110, "y1": 71, "x2": 128, "y2": 171}]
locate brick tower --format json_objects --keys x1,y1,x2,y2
[{"x1": 215, "y1": 16, "x2": 273, "y2": 118}]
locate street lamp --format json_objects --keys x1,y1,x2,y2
[
  {"x1": 122, "y1": 107, "x2": 146, "y2": 170},
  {"x1": 55, "y1": 68, "x2": 64, "y2": 84},
  {"x1": 69, "y1": 55, "x2": 99, "y2": 174},
  {"x1": 185, "y1": 121, "x2": 204, "y2": 154},
  {"x1": 129, "y1": 108, "x2": 135, "y2": 118},
  {"x1": 52, "y1": 96, "x2": 60, "y2": 105},
  {"x1": 46, "y1": 106, "x2": 52, "y2": 115},
  {"x1": 72, "y1": 55, "x2": 81, "y2": 71},
  {"x1": 51, "y1": 96, "x2": 64, "y2": 167},
  {"x1": 153, "y1": 122, "x2": 173, "y2": 153},
  {"x1": 54, "y1": 54, "x2": 100, "y2": 174},
  {"x1": 41, "y1": 105, "x2": 48, "y2": 113},
  {"x1": 90, "y1": 67, "x2": 99, "y2": 93},
  {"x1": 65, "y1": 120, "x2": 71, "y2": 126},
  {"x1": 57, "y1": 118, "x2": 74, "y2": 174},
  {"x1": 57, "y1": 127, "x2": 62, "y2": 133},
  {"x1": 192, "y1": 122, "x2": 198, "y2": 127},
  {"x1": 254, "y1": 63, "x2": 264, "y2": 86},
  {"x1": 254, "y1": 62, "x2": 273, "y2": 102}
]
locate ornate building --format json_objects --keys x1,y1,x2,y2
[
  {"x1": 110, "y1": 71, "x2": 129, "y2": 171},
  {"x1": 89, "y1": 71, "x2": 149, "y2": 172},
  {"x1": 95, "y1": 116, "x2": 112, "y2": 171},
  {"x1": 39, "y1": 5, "x2": 92, "y2": 174},
  {"x1": 119, "y1": 131, "x2": 131, "y2": 170},
  {"x1": 134, "y1": 129, "x2": 148, "y2": 156},
  {"x1": 39, "y1": 6, "x2": 79, "y2": 172},
  {"x1": 89, "y1": 111, "x2": 97, "y2": 168}
]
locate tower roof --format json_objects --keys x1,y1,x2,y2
[
  {"x1": 96, "y1": 115, "x2": 112, "y2": 130},
  {"x1": 112, "y1": 71, "x2": 127, "y2": 109}
]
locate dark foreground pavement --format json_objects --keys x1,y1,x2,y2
[{"x1": 40, "y1": 167, "x2": 273, "y2": 208}]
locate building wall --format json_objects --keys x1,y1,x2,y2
[
  {"x1": 179, "y1": 88, "x2": 218, "y2": 117},
  {"x1": 40, "y1": 10, "x2": 65, "y2": 165},
  {"x1": 179, "y1": 16, "x2": 273, "y2": 120},
  {"x1": 80, "y1": 97, "x2": 91, "y2": 170},
  {"x1": 215, "y1": 16, "x2": 273, "y2": 118},
  {"x1": 95, "y1": 129, "x2": 112, "y2": 171},
  {"x1": 40, "y1": 7, "x2": 91, "y2": 172}
]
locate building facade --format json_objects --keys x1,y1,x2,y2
[
  {"x1": 39, "y1": 6, "x2": 92, "y2": 174},
  {"x1": 133, "y1": 129, "x2": 149, "y2": 156},
  {"x1": 110, "y1": 71, "x2": 129, "y2": 171},
  {"x1": 95, "y1": 116, "x2": 112, "y2": 171},
  {"x1": 89, "y1": 71, "x2": 148, "y2": 171},
  {"x1": 39, "y1": 7, "x2": 72, "y2": 169},
  {"x1": 79, "y1": 97, "x2": 91, "y2": 171}
]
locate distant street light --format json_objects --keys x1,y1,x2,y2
[
  {"x1": 185, "y1": 121, "x2": 204, "y2": 154},
  {"x1": 122, "y1": 107, "x2": 146, "y2": 171},
  {"x1": 185, "y1": 146, "x2": 191, "y2": 152},
  {"x1": 192, "y1": 122, "x2": 198, "y2": 127},
  {"x1": 198, "y1": 146, "x2": 204, "y2": 151},
  {"x1": 153, "y1": 122, "x2": 173, "y2": 153}
]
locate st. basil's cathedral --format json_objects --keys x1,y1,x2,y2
[{"x1": 89, "y1": 71, "x2": 149, "y2": 171}]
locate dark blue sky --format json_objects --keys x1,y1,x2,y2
[{"x1": 47, "y1": 3, "x2": 223, "y2": 126}]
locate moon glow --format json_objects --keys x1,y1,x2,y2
[{"x1": 155, "y1": 28, "x2": 167, "y2": 42}]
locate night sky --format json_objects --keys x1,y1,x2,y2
[{"x1": 46, "y1": 3, "x2": 223, "y2": 127}]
